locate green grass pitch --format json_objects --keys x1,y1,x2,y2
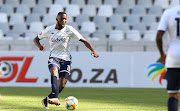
[{"x1": 0, "y1": 87, "x2": 177, "y2": 111}]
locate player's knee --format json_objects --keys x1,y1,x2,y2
[
  {"x1": 50, "y1": 68, "x2": 58, "y2": 76},
  {"x1": 51, "y1": 72, "x2": 58, "y2": 77}
]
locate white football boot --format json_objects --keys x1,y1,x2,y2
[{"x1": 47, "y1": 97, "x2": 61, "y2": 106}]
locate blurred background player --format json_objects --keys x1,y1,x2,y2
[
  {"x1": 156, "y1": 0, "x2": 180, "y2": 110},
  {"x1": 34, "y1": 12, "x2": 99, "y2": 109}
]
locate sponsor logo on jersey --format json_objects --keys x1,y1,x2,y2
[{"x1": 51, "y1": 38, "x2": 66, "y2": 42}]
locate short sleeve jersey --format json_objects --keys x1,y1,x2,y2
[
  {"x1": 38, "y1": 24, "x2": 83, "y2": 61},
  {"x1": 158, "y1": 5, "x2": 180, "y2": 68}
]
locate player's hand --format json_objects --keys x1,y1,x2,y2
[
  {"x1": 91, "y1": 51, "x2": 99, "y2": 58},
  {"x1": 159, "y1": 54, "x2": 166, "y2": 64},
  {"x1": 39, "y1": 44, "x2": 45, "y2": 51}
]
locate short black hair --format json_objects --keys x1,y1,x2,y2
[{"x1": 57, "y1": 12, "x2": 67, "y2": 16}]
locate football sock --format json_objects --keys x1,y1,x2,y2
[
  {"x1": 44, "y1": 97, "x2": 47, "y2": 105},
  {"x1": 168, "y1": 97, "x2": 178, "y2": 111},
  {"x1": 48, "y1": 76, "x2": 59, "y2": 98}
]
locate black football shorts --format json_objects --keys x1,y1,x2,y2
[
  {"x1": 48, "y1": 57, "x2": 71, "y2": 79},
  {"x1": 166, "y1": 68, "x2": 180, "y2": 93}
]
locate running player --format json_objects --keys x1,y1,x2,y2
[{"x1": 34, "y1": 12, "x2": 99, "y2": 109}]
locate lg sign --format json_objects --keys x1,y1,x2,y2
[{"x1": 0, "y1": 56, "x2": 38, "y2": 82}]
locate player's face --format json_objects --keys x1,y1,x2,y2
[{"x1": 57, "y1": 14, "x2": 67, "y2": 28}]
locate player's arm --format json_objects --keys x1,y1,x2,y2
[
  {"x1": 33, "y1": 36, "x2": 45, "y2": 51},
  {"x1": 156, "y1": 30, "x2": 166, "y2": 64},
  {"x1": 79, "y1": 37, "x2": 99, "y2": 58}
]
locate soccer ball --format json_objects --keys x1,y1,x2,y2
[{"x1": 64, "y1": 96, "x2": 78, "y2": 110}]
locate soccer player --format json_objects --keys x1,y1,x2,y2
[
  {"x1": 33, "y1": 12, "x2": 99, "y2": 109},
  {"x1": 156, "y1": 2, "x2": 180, "y2": 111}
]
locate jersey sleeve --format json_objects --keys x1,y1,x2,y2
[
  {"x1": 158, "y1": 10, "x2": 168, "y2": 31},
  {"x1": 69, "y1": 26, "x2": 83, "y2": 40},
  {"x1": 37, "y1": 27, "x2": 49, "y2": 40}
]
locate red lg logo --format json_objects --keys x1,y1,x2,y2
[{"x1": 0, "y1": 56, "x2": 38, "y2": 82}]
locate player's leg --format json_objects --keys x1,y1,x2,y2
[
  {"x1": 42, "y1": 67, "x2": 60, "y2": 107},
  {"x1": 59, "y1": 77, "x2": 68, "y2": 93},
  {"x1": 42, "y1": 57, "x2": 60, "y2": 109},
  {"x1": 47, "y1": 57, "x2": 61, "y2": 105},
  {"x1": 48, "y1": 67, "x2": 59, "y2": 98},
  {"x1": 58, "y1": 61, "x2": 71, "y2": 93},
  {"x1": 41, "y1": 97, "x2": 49, "y2": 109},
  {"x1": 168, "y1": 93, "x2": 179, "y2": 111},
  {"x1": 166, "y1": 68, "x2": 180, "y2": 111}
]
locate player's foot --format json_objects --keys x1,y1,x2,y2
[
  {"x1": 42, "y1": 97, "x2": 49, "y2": 109},
  {"x1": 47, "y1": 97, "x2": 61, "y2": 106}
]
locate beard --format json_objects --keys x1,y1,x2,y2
[
  {"x1": 58, "y1": 22, "x2": 65, "y2": 29},
  {"x1": 58, "y1": 22, "x2": 62, "y2": 28}
]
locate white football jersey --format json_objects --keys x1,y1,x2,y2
[
  {"x1": 38, "y1": 24, "x2": 83, "y2": 61},
  {"x1": 158, "y1": 5, "x2": 180, "y2": 68}
]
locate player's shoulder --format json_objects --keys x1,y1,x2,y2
[
  {"x1": 164, "y1": 5, "x2": 180, "y2": 15},
  {"x1": 65, "y1": 25, "x2": 74, "y2": 29},
  {"x1": 45, "y1": 24, "x2": 56, "y2": 31},
  {"x1": 65, "y1": 25, "x2": 77, "y2": 31}
]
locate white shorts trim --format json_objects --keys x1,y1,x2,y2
[
  {"x1": 59, "y1": 70, "x2": 70, "y2": 73},
  {"x1": 48, "y1": 63, "x2": 60, "y2": 69}
]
